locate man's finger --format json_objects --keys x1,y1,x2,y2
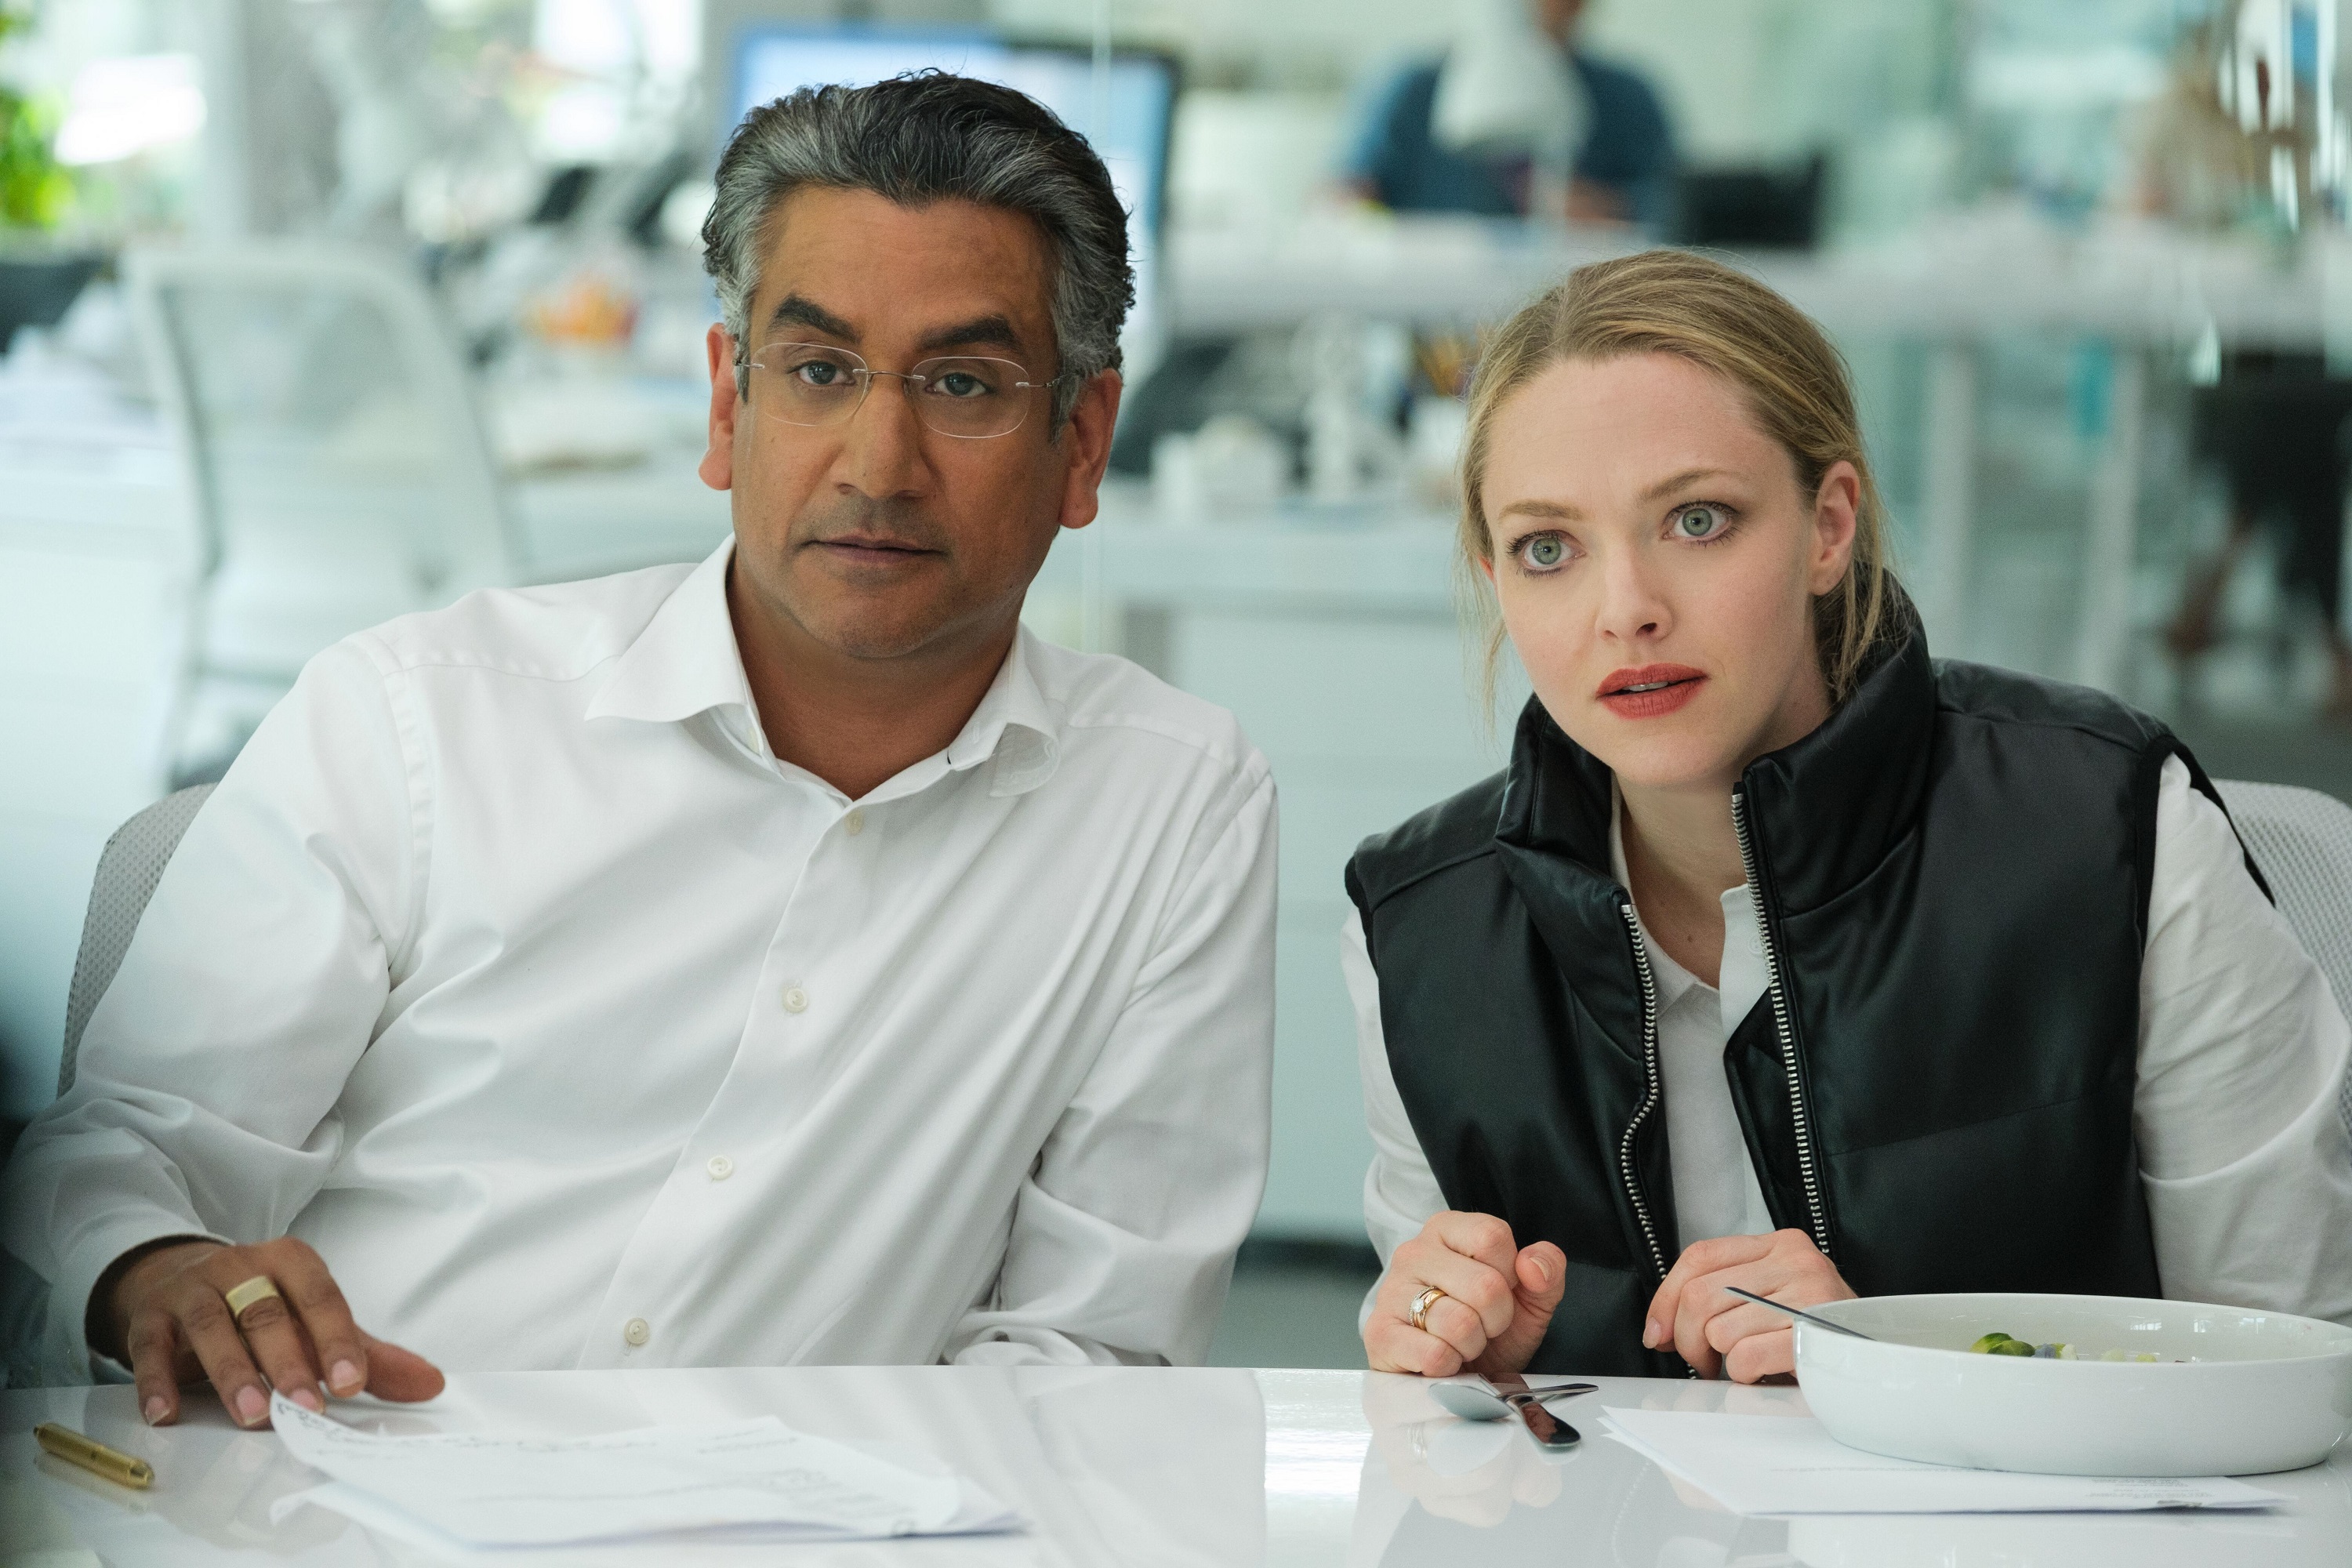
[
  {"x1": 358, "y1": 1333, "x2": 446, "y2": 1403},
  {"x1": 170, "y1": 1283, "x2": 274, "y2": 1428},
  {"x1": 270, "y1": 1246, "x2": 368, "y2": 1398},
  {"x1": 125, "y1": 1307, "x2": 185, "y2": 1428},
  {"x1": 227, "y1": 1288, "x2": 326, "y2": 1415}
]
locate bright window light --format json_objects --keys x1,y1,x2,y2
[{"x1": 54, "y1": 53, "x2": 207, "y2": 166}]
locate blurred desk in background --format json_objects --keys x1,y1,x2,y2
[
  {"x1": 11, "y1": 207, "x2": 2336, "y2": 1217},
  {"x1": 6, "y1": 1365, "x2": 2348, "y2": 1565}
]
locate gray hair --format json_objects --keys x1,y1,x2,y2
[{"x1": 703, "y1": 72, "x2": 1134, "y2": 431}]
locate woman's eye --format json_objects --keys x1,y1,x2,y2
[
  {"x1": 1672, "y1": 504, "x2": 1730, "y2": 540},
  {"x1": 1522, "y1": 535, "x2": 1567, "y2": 569}
]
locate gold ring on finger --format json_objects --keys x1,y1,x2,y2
[
  {"x1": 223, "y1": 1275, "x2": 282, "y2": 1322},
  {"x1": 1409, "y1": 1285, "x2": 1449, "y2": 1334}
]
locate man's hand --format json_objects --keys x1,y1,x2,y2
[
  {"x1": 1363, "y1": 1211, "x2": 1566, "y2": 1378},
  {"x1": 98, "y1": 1237, "x2": 444, "y2": 1428},
  {"x1": 1643, "y1": 1229, "x2": 1855, "y2": 1382}
]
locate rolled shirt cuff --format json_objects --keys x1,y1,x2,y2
[{"x1": 45, "y1": 1214, "x2": 227, "y2": 1387}]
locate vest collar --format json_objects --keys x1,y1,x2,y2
[{"x1": 1495, "y1": 597, "x2": 1935, "y2": 916}]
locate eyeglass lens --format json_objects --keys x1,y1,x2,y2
[{"x1": 748, "y1": 343, "x2": 1047, "y2": 439}]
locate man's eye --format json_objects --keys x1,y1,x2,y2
[
  {"x1": 1673, "y1": 504, "x2": 1730, "y2": 539},
  {"x1": 793, "y1": 361, "x2": 847, "y2": 387},
  {"x1": 1523, "y1": 535, "x2": 1566, "y2": 568},
  {"x1": 931, "y1": 371, "x2": 993, "y2": 399}
]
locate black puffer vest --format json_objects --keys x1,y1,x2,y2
[{"x1": 1345, "y1": 618, "x2": 2254, "y2": 1377}]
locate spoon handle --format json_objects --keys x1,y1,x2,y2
[{"x1": 1723, "y1": 1286, "x2": 1875, "y2": 1341}]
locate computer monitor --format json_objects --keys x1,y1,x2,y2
[{"x1": 726, "y1": 24, "x2": 1177, "y2": 372}]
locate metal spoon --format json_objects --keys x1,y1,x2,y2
[
  {"x1": 1428, "y1": 1378, "x2": 1599, "y2": 1424},
  {"x1": 1722, "y1": 1286, "x2": 1876, "y2": 1340}
]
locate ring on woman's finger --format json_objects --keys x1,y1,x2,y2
[
  {"x1": 223, "y1": 1276, "x2": 282, "y2": 1323},
  {"x1": 1410, "y1": 1285, "x2": 1450, "y2": 1334}
]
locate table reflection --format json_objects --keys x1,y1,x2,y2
[{"x1": 1347, "y1": 1372, "x2": 2352, "y2": 1568}]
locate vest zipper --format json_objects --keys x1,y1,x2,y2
[
  {"x1": 1615, "y1": 902, "x2": 1670, "y2": 1284},
  {"x1": 1729, "y1": 788, "x2": 1833, "y2": 1259}
]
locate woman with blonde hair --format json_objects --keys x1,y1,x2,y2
[{"x1": 1348, "y1": 250, "x2": 2352, "y2": 1382}]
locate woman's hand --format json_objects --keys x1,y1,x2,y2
[
  {"x1": 1364, "y1": 1211, "x2": 1566, "y2": 1377},
  {"x1": 1644, "y1": 1229, "x2": 1855, "y2": 1381}
]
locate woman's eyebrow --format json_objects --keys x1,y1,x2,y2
[
  {"x1": 1495, "y1": 499, "x2": 1583, "y2": 524},
  {"x1": 1638, "y1": 466, "x2": 1733, "y2": 503}
]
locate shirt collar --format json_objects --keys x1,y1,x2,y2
[
  {"x1": 585, "y1": 539, "x2": 757, "y2": 731},
  {"x1": 586, "y1": 536, "x2": 1061, "y2": 798}
]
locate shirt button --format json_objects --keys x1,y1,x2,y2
[
  {"x1": 706, "y1": 1154, "x2": 734, "y2": 1181},
  {"x1": 622, "y1": 1317, "x2": 651, "y2": 1348},
  {"x1": 782, "y1": 985, "x2": 809, "y2": 1014},
  {"x1": 844, "y1": 809, "x2": 866, "y2": 837}
]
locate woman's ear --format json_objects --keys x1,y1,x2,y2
[{"x1": 1809, "y1": 461, "x2": 1861, "y2": 595}]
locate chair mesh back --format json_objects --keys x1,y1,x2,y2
[
  {"x1": 2213, "y1": 779, "x2": 2352, "y2": 1140},
  {"x1": 59, "y1": 785, "x2": 216, "y2": 1097}
]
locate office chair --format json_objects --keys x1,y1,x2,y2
[
  {"x1": 2215, "y1": 779, "x2": 2352, "y2": 1141},
  {"x1": 125, "y1": 242, "x2": 519, "y2": 778},
  {"x1": 56, "y1": 785, "x2": 216, "y2": 1098}
]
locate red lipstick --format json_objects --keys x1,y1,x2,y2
[{"x1": 1596, "y1": 662, "x2": 1706, "y2": 719}]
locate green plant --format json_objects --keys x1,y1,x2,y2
[{"x1": 0, "y1": 5, "x2": 67, "y2": 230}]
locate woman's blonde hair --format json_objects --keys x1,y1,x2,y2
[{"x1": 1459, "y1": 249, "x2": 1896, "y2": 710}]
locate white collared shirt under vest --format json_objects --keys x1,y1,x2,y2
[{"x1": 5, "y1": 539, "x2": 1277, "y2": 1380}]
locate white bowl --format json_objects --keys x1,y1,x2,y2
[{"x1": 1794, "y1": 1292, "x2": 2352, "y2": 1476}]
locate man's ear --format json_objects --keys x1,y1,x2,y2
[
  {"x1": 699, "y1": 325, "x2": 739, "y2": 492},
  {"x1": 1055, "y1": 370, "x2": 1125, "y2": 532}
]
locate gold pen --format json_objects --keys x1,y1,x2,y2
[{"x1": 34, "y1": 1422, "x2": 154, "y2": 1490}]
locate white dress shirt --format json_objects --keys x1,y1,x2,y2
[
  {"x1": 1351, "y1": 757, "x2": 2352, "y2": 1323},
  {"x1": 3, "y1": 539, "x2": 1277, "y2": 1382}
]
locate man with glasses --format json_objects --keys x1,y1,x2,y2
[{"x1": 3, "y1": 74, "x2": 1276, "y2": 1425}]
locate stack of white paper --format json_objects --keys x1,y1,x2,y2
[
  {"x1": 267, "y1": 1392, "x2": 1020, "y2": 1552},
  {"x1": 1599, "y1": 1408, "x2": 2285, "y2": 1516}
]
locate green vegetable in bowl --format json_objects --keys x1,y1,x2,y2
[{"x1": 1969, "y1": 1330, "x2": 2163, "y2": 1362}]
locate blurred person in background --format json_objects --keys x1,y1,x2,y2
[
  {"x1": 2167, "y1": 351, "x2": 2352, "y2": 720},
  {"x1": 1341, "y1": 0, "x2": 1675, "y2": 227},
  {"x1": 1346, "y1": 252, "x2": 2352, "y2": 1383},
  {"x1": 2, "y1": 75, "x2": 1275, "y2": 1425},
  {"x1": 2127, "y1": 20, "x2": 2352, "y2": 716}
]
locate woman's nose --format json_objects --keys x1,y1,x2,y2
[{"x1": 1594, "y1": 547, "x2": 1671, "y2": 642}]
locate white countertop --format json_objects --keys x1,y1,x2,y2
[
  {"x1": 5, "y1": 1367, "x2": 2347, "y2": 1566},
  {"x1": 1172, "y1": 211, "x2": 2352, "y2": 345}
]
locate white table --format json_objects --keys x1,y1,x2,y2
[{"x1": 4, "y1": 1367, "x2": 2347, "y2": 1566}]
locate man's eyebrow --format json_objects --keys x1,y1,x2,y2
[
  {"x1": 1639, "y1": 466, "x2": 1733, "y2": 503},
  {"x1": 764, "y1": 294, "x2": 858, "y2": 341},
  {"x1": 916, "y1": 314, "x2": 1025, "y2": 356}
]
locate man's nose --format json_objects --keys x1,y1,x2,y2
[{"x1": 833, "y1": 376, "x2": 930, "y2": 497}]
